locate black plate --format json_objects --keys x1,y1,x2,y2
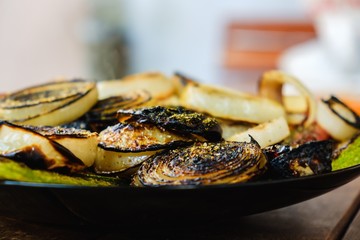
[{"x1": 0, "y1": 164, "x2": 360, "y2": 227}]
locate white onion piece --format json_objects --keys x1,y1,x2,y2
[
  {"x1": 259, "y1": 70, "x2": 317, "y2": 127},
  {"x1": 227, "y1": 116, "x2": 290, "y2": 148},
  {"x1": 181, "y1": 83, "x2": 286, "y2": 123},
  {"x1": 20, "y1": 86, "x2": 98, "y2": 126},
  {"x1": 95, "y1": 148, "x2": 159, "y2": 174},
  {"x1": 317, "y1": 97, "x2": 360, "y2": 141}
]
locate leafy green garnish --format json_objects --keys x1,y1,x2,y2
[
  {"x1": 332, "y1": 136, "x2": 360, "y2": 171},
  {"x1": 0, "y1": 158, "x2": 116, "y2": 186}
]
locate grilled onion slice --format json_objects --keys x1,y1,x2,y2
[
  {"x1": 0, "y1": 79, "x2": 98, "y2": 126},
  {"x1": 228, "y1": 116, "x2": 290, "y2": 148},
  {"x1": 180, "y1": 83, "x2": 285, "y2": 123},
  {"x1": 95, "y1": 122, "x2": 195, "y2": 173},
  {"x1": 86, "y1": 90, "x2": 151, "y2": 132},
  {"x1": 97, "y1": 72, "x2": 176, "y2": 100},
  {"x1": 259, "y1": 70, "x2": 316, "y2": 127},
  {"x1": 317, "y1": 96, "x2": 360, "y2": 141},
  {"x1": 25, "y1": 126, "x2": 98, "y2": 167},
  {"x1": 117, "y1": 106, "x2": 222, "y2": 141},
  {"x1": 133, "y1": 141, "x2": 267, "y2": 186},
  {"x1": 0, "y1": 121, "x2": 85, "y2": 171}
]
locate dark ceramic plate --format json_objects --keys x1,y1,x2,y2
[{"x1": 0, "y1": 164, "x2": 359, "y2": 227}]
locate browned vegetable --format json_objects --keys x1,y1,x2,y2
[
  {"x1": 133, "y1": 140, "x2": 267, "y2": 186},
  {"x1": 0, "y1": 121, "x2": 85, "y2": 171},
  {"x1": 268, "y1": 140, "x2": 334, "y2": 178},
  {"x1": 117, "y1": 106, "x2": 222, "y2": 141}
]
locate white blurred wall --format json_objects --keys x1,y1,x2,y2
[
  {"x1": 0, "y1": 0, "x2": 89, "y2": 92},
  {"x1": 122, "y1": 0, "x2": 308, "y2": 84},
  {"x1": 0, "y1": 0, "x2": 307, "y2": 92}
]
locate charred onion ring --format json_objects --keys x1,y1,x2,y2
[{"x1": 132, "y1": 141, "x2": 267, "y2": 186}]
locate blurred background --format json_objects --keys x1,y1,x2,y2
[{"x1": 0, "y1": 0, "x2": 359, "y2": 99}]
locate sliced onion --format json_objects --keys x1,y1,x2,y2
[
  {"x1": 21, "y1": 83, "x2": 98, "y2": 126},
  {"x1": 227, "y1": 116, "x2": 290, "y2": 148},
  {"x1": 317, "y1": 96, "x2": 360, "y2": 141},
  {"x1": 259, "y1": 70, "x2": 317, "y2": 127},
  {"x1": 0, "y1": 80, "x2": 98, "y2": 126},
  {"x1": 181, "y1": 83, "x2": 286, "y2": 123},
  {"x1": 0, "y1": 121, "x2": 85, "y2": 171},
  {"x1": 97, "y1": 72, "x2": 176, "y2": 100},
  {"x1": 27, "y1": 125, "x2": 98, "y2": 167}
]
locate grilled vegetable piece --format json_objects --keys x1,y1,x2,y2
[
  {"x1": 0, "y1": 121, "x2": 85, "y2": 171},
  {"x1": 332, "y1": 134, "x2": 360, "y2": 171},
  {"x1": 317, "y1": 96, "x2": 360, "y2": 141},
  {"x1": 25, "y1": 125, "x2": 98, "y2": 167},
  {"x1": 0, "y1": 157, "x2": 116, "y2": 186},
  {"x1": 180, "y1": 82, "x2": 286, "y2": 123},
  {"x1": 95, "y1": 122, "x2": 195, "y2": 174},
  {"x1": 86, "y1": 90, "x2": 151, "y2": 132},
  {"x1": 269, "y1": 140, "x2": 334, "y2": 178},
  {"x1": 117, "y1": 106, "x2": 222, "y2": 141},
  {"x1": 259, "y1": 70, "x2": 317, "y2": 127},
  {"x1": 132, "y1": 141, "x2": 268, "y2": 186},
  {"x1": 228, "y1": 116, "x2": 290, "y2": 148},
  {"x1": 0, "y1": 79, "x2": 98, "y2": 126},
  {"x1": 97, "y1": 72, "x2": 176, "y2": 100}
]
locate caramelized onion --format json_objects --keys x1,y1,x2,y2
[
  {"x1": 259, "y1": 70, "x2": 316, "y2": 127},
  {"x1": 317, "y1": 96, "x2": 360, "y2": 141},
  {"x1": 133, "y1": 141, "x2": 267, "y2": 186}
]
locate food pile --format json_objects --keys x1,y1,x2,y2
[{"x1": 0, "y1": 71, "x2": 359, "y2": 187}]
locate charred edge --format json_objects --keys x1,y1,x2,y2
[
  {"x1": 10, "y1": 85, "x2": 96, "y2": 122},
  {"x1": 97, "y1": 140, "x2": 193, "y2": 153},
  {"x1": 2, "y1": 79, "x2": 94, "y2": 109},
  {"x1": 323, "y1": 95, "x2": 360, "y2": 129}
]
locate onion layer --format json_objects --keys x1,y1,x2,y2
[
  {"x1": 259, "y1": 70, "x2": 316, "y2": 127},
  {"x1": 0, "y1": 79, "x2": 98, "y2": 126},
  {"x1": 181, "y1": 83, "x2": 285, "y2": 123},
  {"x1": 227, "y1": 116, "x2": 290, "y2": 148},
  {"x1": 317, "y1": 96, "x2": 360, "y2": 141},
  {"x1": 133, "y1": 141, "x2": 267, "y2": 186}
]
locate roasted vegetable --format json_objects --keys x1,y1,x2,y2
[
  {"x1": 86, "y1": 90, "x2": 151, "y2": 132},
  {"x1": 95, "y1": 122, "x2": 195, "y2": 174},
  {"x1": 332, "y1": 134, "x2": 360, "y2": 171},
  {"x1": 97, "y1": 72, "x2": 176, "y2": 100},
  {"x1": 25, "y1": 125, "x2": 98, "y2": 167},
  {"x1": 133, "y1": 140, "x2": 267, "y2": 186},
  {"x1": 0, "y1": 121, "x2": 85, "y2": 171},
  {"x1": 228, "y1": 116, "x2": 290, "y2": 148},
  {"x1": 268, "y1": 140, "x2": 334, "y2": 178},
  {"x1": 0, "y1": 157, "x2": 115, "y2": 186},
  {"x1": 0, "y1": 79, "x2": 98, "y2": 126},
  {"x1": 117, "y1": 106, "x2": 222, "y2": 141},
  {"x1": 180, "y1": 82, "x2": 286, "y2": 123},
  {"x1": 317, "y1": 96, "x2": 360, "y2": 141},
  {"x1": 259, "y1": 70, "x2": 317, "y2": 127}
]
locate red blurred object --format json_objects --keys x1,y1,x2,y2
[{"x1": 224, "y1": 22, "x2": 316, "y2": 69}]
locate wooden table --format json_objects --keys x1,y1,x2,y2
[{"x1": 0, "y1": 177, "x2": 359, "y2": 240}]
